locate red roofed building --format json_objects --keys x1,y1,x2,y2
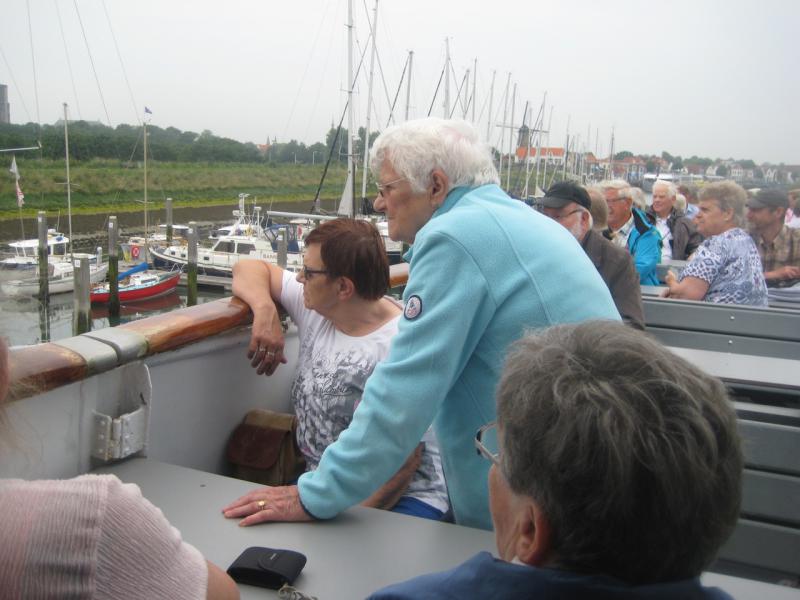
[
  {"x1": 581, "y1": 153, "x2": 646, "y2": 181},
  {"x1": 515, "y1": 146, "x2": 566, "y2": 166}
]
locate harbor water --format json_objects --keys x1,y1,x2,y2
[{"x1": 0, "y1": 199, "x2": 329, "y2": 346}]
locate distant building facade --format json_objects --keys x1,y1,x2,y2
[{"x1": 0, "y1": 84, "x2": 9, "y2": 124}]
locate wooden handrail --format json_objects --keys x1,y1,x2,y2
[
  {"x1": 7, "y1": 265, "x2": 411, "y2": 401},
  {"x1": 8, "y1": 297, "x2": 253, "y2": 401},
  {"x1": 389, "y1": 262, "x2": 409, "y2": 288}
]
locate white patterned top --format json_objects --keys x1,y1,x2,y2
[
  {"x1": 280, "y1": 271, "x2": 449, "y2": 513},
  {"x1": 680, "y1": 228, "x2": 768, "y2": 306}
]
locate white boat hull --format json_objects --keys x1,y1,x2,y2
[{"x1": 1, "y1": 262, "x2": 109, "y2": 297}]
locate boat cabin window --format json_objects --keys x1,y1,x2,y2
[
  {"x1": 235, "y1": 243, "x2": 255, "y2": 255},
  {"x1": 214, "y1": 240, "x2": 235, "y2": 253}
]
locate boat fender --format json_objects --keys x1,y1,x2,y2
[{"x1": 131, "y1": 245, "x2": 140, "y2": 258}]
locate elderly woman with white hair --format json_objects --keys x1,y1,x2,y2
[
  {"x1": 664, "y1": 181, "x2": 767, "y2": 305},
  {"x1": 222, "y1": 118, "x2": 619, "y2": 530}
]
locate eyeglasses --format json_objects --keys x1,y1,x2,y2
[
  {"x1": 552, "y1": 208, "x2": 583, "y2": 221},
  {"x1": 606, "y1": 196, "x2": 628, "y2": 204},
  {"x1": 375, "y1": 176, "x2": 407, "y2": 198},
  {"x1": 301, "y1": 265, "x2": 329, "y2": 279},
  {"x1": 475, "y1": 421, "x2": 500, "y2": 466}
]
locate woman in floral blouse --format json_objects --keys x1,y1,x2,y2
[{"x1": 663, "y1": 181, "x2": 768, "y2": 306}]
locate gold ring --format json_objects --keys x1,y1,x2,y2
[{"x1": 257, "y1": 500, "x2": 266, "y2": 510}]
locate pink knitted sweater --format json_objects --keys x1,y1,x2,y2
[{"x1": 0, "y1": 474, "x2": 207, "y2": 599}]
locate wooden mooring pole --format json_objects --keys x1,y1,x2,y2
[
  {"x1": 37, "y1": 211, "x2": 49, "y2": 301},
  {"x1": 37, "y1": 211, "x2": 51, "y2": 342},
  {"x1": 187, "y1": 221, "x2": 198, "y2": 306},
  {"x1": 73, "y1": 255, "x2": 91, "y2": 335},
  {"x1": 108, "y1": 216, "x2": 120, "y2": 317},
  {"x1": 166, "y1": 198, "x2": 173, "y2": 245}
]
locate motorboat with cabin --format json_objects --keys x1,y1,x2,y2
[
  {"x1": 1, "y1": 249, "x2": 109, "y2": 297},
  {"x1": 121, "y1": 224, "x2": 191, "y2": 262},
  {"x1": 0, "y1": 230, "x2": 70, "y2": 270},
  {"x1": 151, "y1": 196, "x2": 305, "y2": 276}
]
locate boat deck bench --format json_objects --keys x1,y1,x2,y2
[
  {"x1": 713, "y1": 402, "x2": 800, "y2": 585},
  {"x1": 96, "y1": 458, "x2": 800, "y2": 600}
]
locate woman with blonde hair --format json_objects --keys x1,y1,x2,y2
[{"x1": 664, "y1": 181, "x2": 767, "y2": 306}]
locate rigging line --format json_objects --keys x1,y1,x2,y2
[
  {"x1": 359, "y1": 0, "x2": 393, "y2": 127},
  {"x1": 101, "y1": 0, "x2": 140, "y2": 125},
  {"x1": 302, "y1": 0, "x2": 339, "y2": 142},
  {"x1": 447, "y1": 60, "x2": 467, "y2": 115},
  {"x1": 475, "y1": 83, "x2": 490, "y2": 124},
  {"x1": 385, "y1": 53, "x2": 409, "y2": 128},
  {"x1": 282, "y1": 0, "x2": 332, "y2": 142},
  {"x1": 447, "y1": 71, "x2": 468, "y2": 119},
  {"x1": 0, "y1": 45, "x2": 33, "y2": 123},
  {"x1": 54, "y1": 0, "x2": 83, "y2": 120},
  {"x1": 73, "y1": 0, "x2": 113, "y2": 127},
  {"x1": 491, "y1": 81, "x2": 509, "y2": 149},
  {"x1": 427, "y1": 65, "x2": 446, "y2": 117},
  {"x1": 310, "y1": 42, "x2": 370, "y2": 211},
  {"x1": 371, "y1": 45, "x2": 395, "y2": 127},
  {"x1": 26, "y1": 0, "x2": 41, "y2": 130}
]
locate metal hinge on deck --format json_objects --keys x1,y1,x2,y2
[{"x1": 92, "y1": 405, "x2": 148, "y2": 461}]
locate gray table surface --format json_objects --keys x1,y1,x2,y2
[{"x1": 97, "y1": 459, "x2": 800, "y2": 600}]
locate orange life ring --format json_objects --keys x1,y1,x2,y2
[{"x1": 131, "y1": 245, "x2": 140, "y2": 258}]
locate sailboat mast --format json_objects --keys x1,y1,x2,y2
[
  {"x1": 404, "y1": 51, "x2": 413, "y2": 121},
  {"x1": 346, "y1": 0, "x2": 356, "y2": 216},
  {"x1": 143, "y1": 118, "x2": 149, "y2": 263},
  {"x1": 360, "y1": 0, "x2": 379, "y2": 207},
  {"x1": 523, "y1": 103, "x2": 531, "y2": 199},
  {"x1": 498, "y1": 73, "x2": 510, "y2": 188},
  {"x1": 542, "y1": 104, "x2": 553, "y2": 189},
  {"x1": 462, "y1": 69, "x2": 469, "y2": 119},
  {"x1": 63, "y1": 103, "x2": 73, "y2": 257},
  {"x1": 535, "y1": 92, "x2": 546, "y2": 192},
  {"x1": 471, "y1": 58, "x2": 477, "y2": 123},
  {"x1": 607, "y1": 127, "x2": 615, "y2": 180},
  {"x1": 443, "y1": 38, "x2": 450, "y2": 118},
  {"x1": 506, "y1": 82, "x2": 516, "y2": 192},
  {"x1": 486, "y1": 70, "x2": 496, "y2": 142},
  {"x1": 563, "y1": 114, "x2": 571, "y2": 180}
]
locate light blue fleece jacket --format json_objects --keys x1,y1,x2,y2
[{"x1": 297, "y1": 184, "x2": 620, "y2": 530}]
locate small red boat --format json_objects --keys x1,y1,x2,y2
[{"x1": 91, "y1": 270, "x2": 181, "y2": 304}]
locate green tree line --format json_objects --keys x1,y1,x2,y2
[{"x1": 0, "y1": 121, "x2": 381, "y2": 166}]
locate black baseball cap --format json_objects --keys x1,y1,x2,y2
[
  {"x1": 747, "y1": 189, "x2": 789, "y2": 209},
  {"x1": 542, "y1": 182, "x2": 592, "y2": 210}
]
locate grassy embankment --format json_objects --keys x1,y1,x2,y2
[{"x1": 0, "y1": 159, "x2": 351, "y2": 220}]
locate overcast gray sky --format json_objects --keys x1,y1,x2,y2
[{"x1": 1, "y1": 0, "x2": 797, "y2": 164}]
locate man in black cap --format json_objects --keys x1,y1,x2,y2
[
  {"x1": 540, "y1": 182, "x2": 644, "y2": 329},
  {"x1": 746, "y1": 189, "x2": 800, "y2": 286}
]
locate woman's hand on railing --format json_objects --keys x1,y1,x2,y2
[{"x1": 248, "y1": 309, "x2": 287, "y2": 376}]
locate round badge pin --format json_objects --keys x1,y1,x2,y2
[{"x1": 404, "y1": 295, "x2": 423, "y2": 320}]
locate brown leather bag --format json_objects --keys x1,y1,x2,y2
[{"x1": 226, "y1": 409, "x2": 306, "y2": 486}]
